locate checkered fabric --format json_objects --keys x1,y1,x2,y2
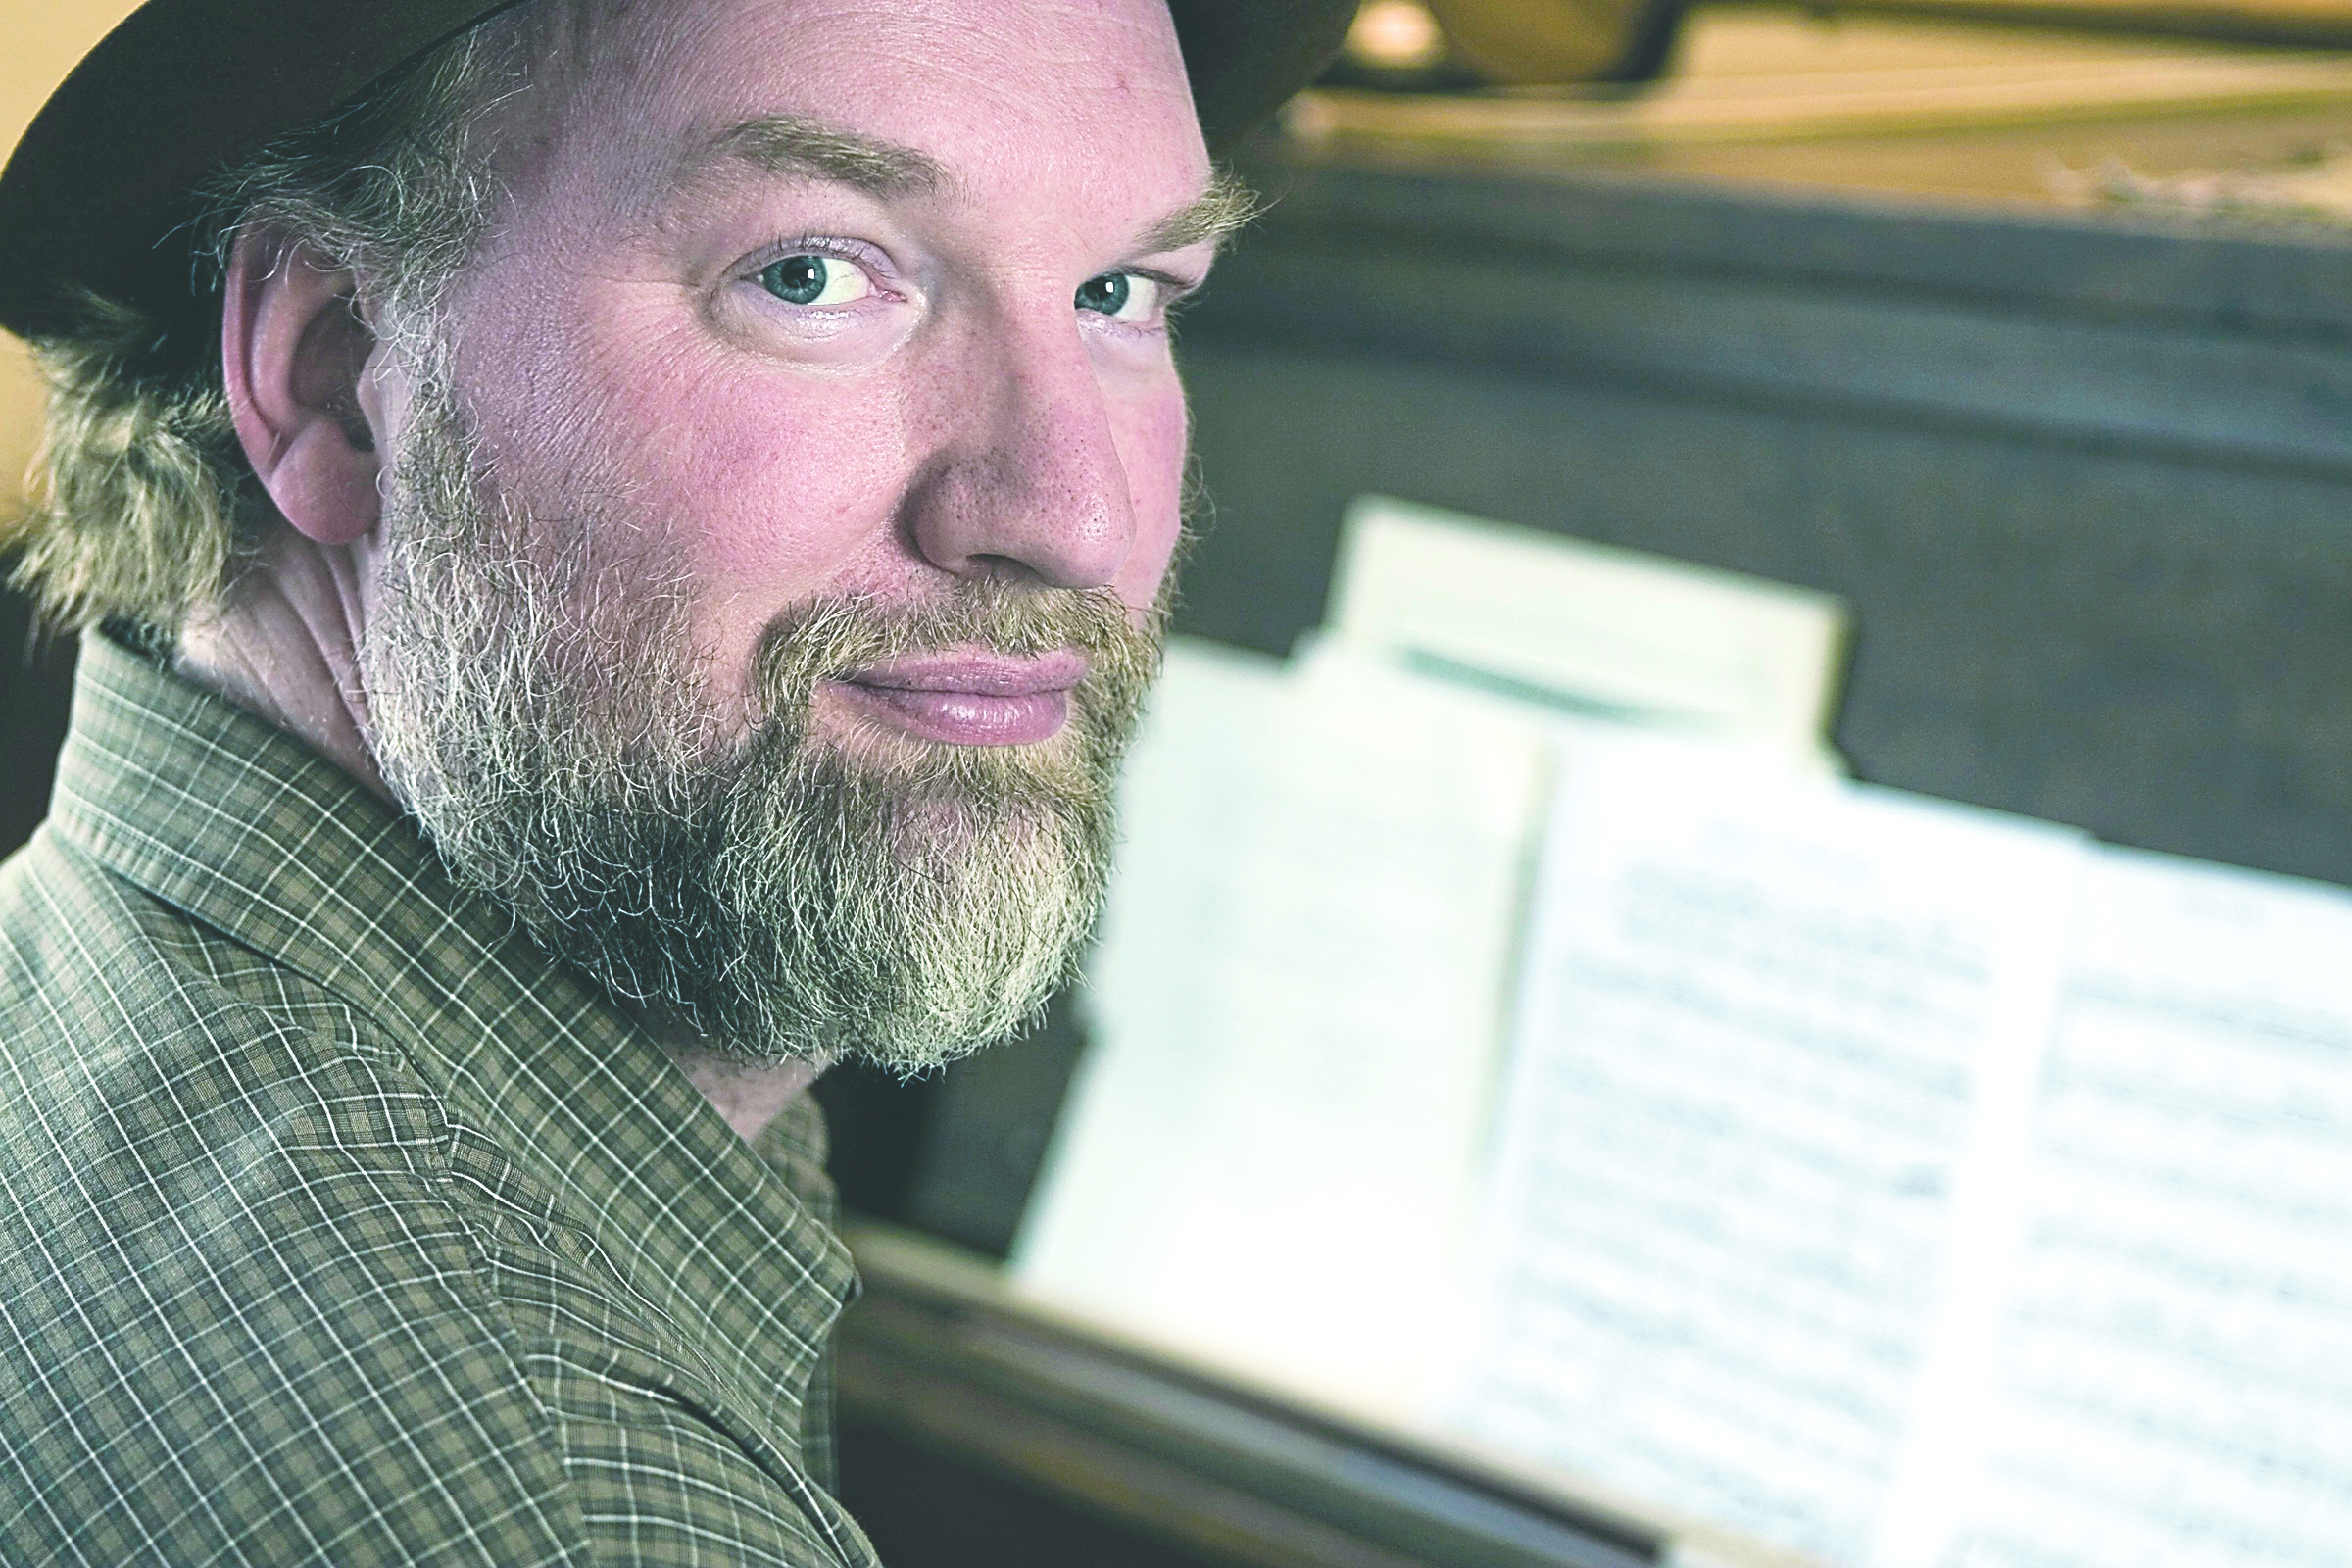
[{"x1": 0, "y1": 629, "x2": 879, "y2": 1567}]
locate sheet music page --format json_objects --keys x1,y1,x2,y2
[
  {"x1": 1013, "y1": 639, "x2": 1547, "y2": 1412},
  {"x1": 1446, "y1": 740, "x2": 2089, "y2": 1568},
  {"x1": 1327, "y1": 495, "x2": 1849, "y2": 759},
  {"x1": 1958, "y1": 849, "x2": 2352, "y2": 1568}
]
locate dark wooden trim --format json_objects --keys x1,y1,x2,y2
[
  {"x1": 1232, "y1": 156, "x2": 2352, "y2": 337},
  {"x1": 835, "y1": 1225, "x2": 1662, "y2": 1568},
  {"x1": 1827, "y1": 0, "x2": 2352, "y2": 53},
  {"x1": 1192, "y1": 158, "x2": 2352, "y2": 481}
]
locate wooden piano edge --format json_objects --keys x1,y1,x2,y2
[{"x1": 836, "y1": 1219, "x2": 1822, "y2": 1568}]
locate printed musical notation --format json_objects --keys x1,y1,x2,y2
[{"x1": 1016, "y1": 504, "x2": 2352, "y2": 1568}]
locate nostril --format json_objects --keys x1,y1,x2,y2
[
  {"x1": 900, "y1": 454, "x2": 1136, "y2": 591},
  {"x1": 966, "y1": 553, "x2": 1051, "y2": 586},
  {"x1": 896, "y1": 338, "x2": 1144, "y2": 589}
]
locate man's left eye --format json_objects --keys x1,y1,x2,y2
[
  {"x1": 1075, "y1": 271, "x2": 1162, "y2": 323},
  {"x1": 759, "y1": 255, "x2": 872, "y2": 307}
]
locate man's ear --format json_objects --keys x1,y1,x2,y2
[{"x1": 221, "y1": 226, "x2": 384, "y2": 546}]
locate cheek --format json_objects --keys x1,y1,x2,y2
[
  {"x1": 474, "y1": 290, "x2": 917, "y2": 612},
  {"x1": 1108, "y1": 375, "x2": 1192, "y2": 611},
  {"x1": 634, "y1": 368, "x2": 919, "y2": 667},
  {"x1": 638, "y1": 373, "x2": 912, "y2": 590}
]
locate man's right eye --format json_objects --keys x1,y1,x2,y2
[{"x1": 759, "y1": 255, "x2": 872, "y2": 307}]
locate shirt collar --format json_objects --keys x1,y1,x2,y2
[{"x1": 47, "y1": 626, "x2": 857, "y2": 1463}]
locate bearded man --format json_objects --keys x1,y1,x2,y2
[{"x1": 0, "y1": 1, "x2": 1352, "y2": 1561}]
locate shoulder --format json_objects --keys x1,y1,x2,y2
[
  {"x1": 0, "y1": 822, "x2": 456, "y2": 1207},
  {"x1": 0, "y1": 831, "x2": 870, "y2": 1568},
  {"x1": 0, "y1": 829, "x2": 587, "y2": 1563}
]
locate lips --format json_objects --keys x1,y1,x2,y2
[{"x1": 831, "y1": 648, "x2": 1087, "y2": 746}]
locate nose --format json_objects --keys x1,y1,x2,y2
[{"x1": 903, "y1": 317, "x2": 1138, "y2": 590}]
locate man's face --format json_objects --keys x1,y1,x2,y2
[
  {"x1": 357, "y1": 0, "x2": 1222, "y2": 1069},
  {"x1": 433, "y1": 0, "x2": 1214, "y2": 734}
]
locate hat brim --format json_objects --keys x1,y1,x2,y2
[{"x1": 0, "y1": 0, "x2": 1354, "y2": 341}]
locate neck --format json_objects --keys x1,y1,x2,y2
[
  {"x1": 175, "y1": 523, "x2": 391, "y2": 800},
  {"x1": 677, "y1": 1053, "x2": 822, "y2": 1143},
  {"x1": 176, "y1": 522, "x2": 816, "y2": 1145}
]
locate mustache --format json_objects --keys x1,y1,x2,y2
[{"x1": 749, "y1": 579, "x2": 1163, "y2": 723}]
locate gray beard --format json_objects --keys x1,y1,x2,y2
[{"x1": 357, "y1": 364, "x2": 1158, "y2": 1074}]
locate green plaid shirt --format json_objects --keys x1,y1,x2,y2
[{"x1": 0, "y1": 630, "x2": 879, "y2": 1567}]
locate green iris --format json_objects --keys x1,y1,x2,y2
[
  {"x1": 761, "y1": 256, "x2": 831, "y2": 305},
  {"x1": 1075, "y1": 272, "x2": 1131, "y2": 317}
]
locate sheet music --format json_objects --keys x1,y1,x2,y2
[
  {"x1": 1958, "y1": 849, "x2": 2352, "y2": 1568},
  {"x1": 1327, "y1": 496, "x2": 1849, "y2": 760},
  {"x1": 1446, "y1": 738, "x2": 2088, "y2": 1568},
  {"x1": 1012, "y1": 626, "x2": 2352, "y2": 1568},
  {"x1": 1014, "y1": 639, "x2": 1547, "y2": 1411}
]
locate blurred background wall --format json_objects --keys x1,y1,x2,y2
[{"x1": 0, "y1": 338, "x2": 31, "y2": 529}]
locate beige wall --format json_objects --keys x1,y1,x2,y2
[{"x1": 2, "y1": 3, "x2": 145, "y2": 530}]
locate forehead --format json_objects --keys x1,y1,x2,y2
[{"x1": 523, "y1": 0, "x2": 1209, "y2": 217}]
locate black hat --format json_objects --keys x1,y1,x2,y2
[{"x1": 0, "y1": 0, "x2": 1355, "y2": 342}]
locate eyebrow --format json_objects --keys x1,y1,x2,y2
[
  {"x1": 1135, "y1": 170, "x2": 1260, "y2": 257},
  {"x1": 692, "y1": 115, "x2": 1257, "y2": 255},
  {"x1": 703, "y1": 114, "x2": 950, "y2": 198}
]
